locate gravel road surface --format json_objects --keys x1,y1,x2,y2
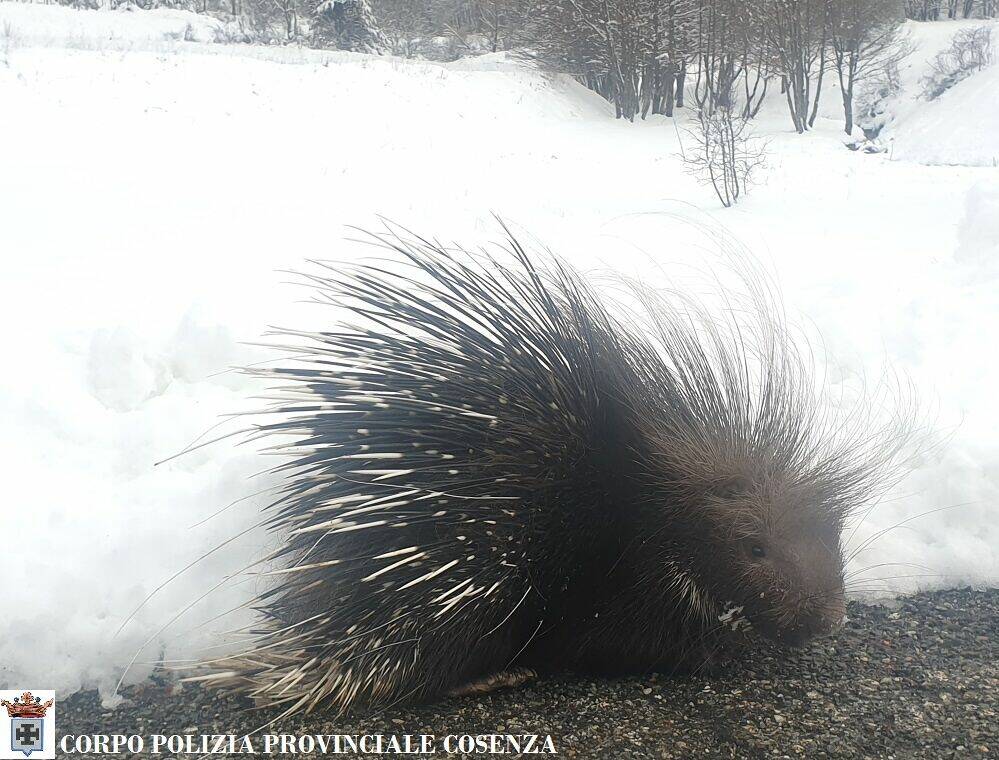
[{"x1": 59, "y1": 588, "x2": 997, "y2": 758}]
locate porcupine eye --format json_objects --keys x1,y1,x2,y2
[{"x1": 750, "y1": 544, "x2": 767, "y2": 559}]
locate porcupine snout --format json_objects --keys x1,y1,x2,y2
[
  {"x1": 774, "y1": 593, "x2": 847, "y2": 648},
  {"x1": 740, "y1": 530, "x2": 848, "y2": 649}
]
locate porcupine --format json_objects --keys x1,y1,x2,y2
[{"x1": 201, "y1": 225, "x2": 909, "y2": 715}]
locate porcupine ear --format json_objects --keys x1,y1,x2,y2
[{"x1": 193, "y1": 223, "x2": 632, "y2": 714}]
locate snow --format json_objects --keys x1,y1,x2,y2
[
  {"x1": 879, "y1": 19, "x2": 999, "y2": 166},
  {"x1": 956, "y1": 180, "x2": 999, "y2": 269},
  {"x1": 0, "y1": 1, "x2": 226, "y2": 46},
  {"x1": 0, "y1": 2, "x2": 997, "y2": 699},
  {"x1": 892, "y1": 61, "x2": 999, "y2": 166}
]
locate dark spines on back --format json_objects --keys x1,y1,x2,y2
[
  {"x1": 203, "y1": 227, "x2": 910, "y2": 715},
  {"x1": 206, "y1": 231, "x2": 634, "y2": 713}
]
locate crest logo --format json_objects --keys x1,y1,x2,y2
[{"x1": 1, "y1": 692, "x2": 55, "y2": 759}]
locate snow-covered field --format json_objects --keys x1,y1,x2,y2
[{"x1": 1, "y1": 2, "x2": 997, "y2": 698}]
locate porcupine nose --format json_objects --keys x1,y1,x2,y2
[
  {"x1": 780, "y1": 597, "x2": 847, "y2": 647},
  {"x1": 778, "y1": 627, "x2": 811, "y2": 648},
  {"x1": 778, "y1": 620, "x2": 826, "y2": 647}
]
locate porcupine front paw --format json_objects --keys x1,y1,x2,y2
[{"x1": 447, "y1": 667, "x2": 538, "y2": 697}]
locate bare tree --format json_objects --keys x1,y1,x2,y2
[
  {"x1": 466, "y1": 0, "x2": 931, "y2": 131},
  {"x1": 275, "y1": 0, "x2": 303, "y2": 39},
  {"x1": 766, "y1": 0, "x2": 829, "y2": 133},
  {"x1": 906, "y1": 0, "x2": 996, "y2": 16},
  {"x1": 692, "y1": 0, "x2": 747, "y2": 113},
  {"x1": 241, "y1": 0, "x2": 306, "y2": 40},
  {"x1": 373, "y1": 0, "x2": 433, "y2": 55},
  {"x1": 829, "y1": 0, "x2": 910, "y2": 134},
  {"x1": 740, "y1": 8, "x2": 778, "y2": 118},
  {"x1": 681, "y1": 105, "x2": 768, "y2": 207},
  {"x1": 463, "y1": 0, "x2": 525, "y2": 52},
  {"x1": 527, "y1": 0, "x2": 648, "y2": 120},
  {"x1": 527, "y1": 0, "x2": 711, "y2": 121},
  {"x1": 904, "y1": 0, "x2": 940, "y2": 18},
  {"x1": 642, "y1": 0, "x2": 698, "y2": 117}
]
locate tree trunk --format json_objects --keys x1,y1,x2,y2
[
  {"x1": 808, "y1": 45, "x2": 827, "y2": 128},
  {"x1": 807, "y1": 16, "x2": 829, "y2": 129},
  {"x1": 843, "y1": 84, "x2": 854, "y2": 134},
  {"x1": 663, "y1": 68, "x2": 676, "y2": 117}
]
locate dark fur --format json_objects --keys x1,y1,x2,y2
[{"x1": 203, "y1": 227, "x2": 909, "y2": 715}]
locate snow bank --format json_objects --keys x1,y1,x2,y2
[
  {"x1": 0, "y1": 2, "x2": 997, "y2": 700},
  {"x1": 956, "y1": 181, "x2": 999, "y2": 271},
  {"x1": 0, "y1": 1, "x2": 225, "y2": 48}
]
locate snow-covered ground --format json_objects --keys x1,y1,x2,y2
[{"x1": 1, "y1": 2, "x2": 997, "y2": 698}]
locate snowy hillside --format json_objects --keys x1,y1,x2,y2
[
  {"x1": 891, "y1": 57, "x2": 999, "y2": 165},
  {"x1": 885, "y1": 19, "x2": 999, "y2": 166},
  {"x1": 0, "y1": 2, "x2": 997, "y2": 699}
]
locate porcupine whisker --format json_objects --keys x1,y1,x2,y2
[
  {"x1": 501, "y1": 620, "x2": 546, "y2": 674},
  {"x1": 663, "y1": 619, "x2": 730, "y2": 680},
  {"x1": 843, "y1": 562, "x2": 935, "y2": 581},
  {"x1": 187, "y1": 484, "x2": 283, "y2": 530},
  {"x1": 153, "y1": 428, "x2": 256, "y2": 467},
  {"x1": 169, "y1": 416, "x2": 245, "y2": 460},
  {"x1": 113, "y1": 489, "x2": 285, "y2": 654},
  {"x1": 114, "y1": 554, "x2": 270, "y2": 700},
  {"x1": 186, "y1": 705, "x2": 307, "y2": 760},
  {"x1": 842, "y1": 497, "x2": 894, "y2": 547},
  {"x1": 692, "y1": 641, "x2": 723, "y2": 677},
  {"x1": 845, "y1": 573, "x2": 948, "y2": 590},
  {"x1": 204, "y1": 353, "x2": 309, "y2": 380},
  {"x1": 846, "y1": 572, "x2": 948, "y2": 585},
  {"x1": 845, "y1": 502, "x2": 972, "y2": 562},
  {"x1": 114, "y1": 518, "x2": 279, "y2": 639}
]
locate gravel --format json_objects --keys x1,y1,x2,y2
[{"x1": 59, "y1": 588, "x2": 997, "y2": 758}]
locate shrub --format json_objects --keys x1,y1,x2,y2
[
  {"x1": 921, "y1": 25, "x2": 995, "y2": 99},
  {"x1": 681, "y1": 106, "x2": 768, "y2": 208}
]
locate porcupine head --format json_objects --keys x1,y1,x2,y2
[
  {"x1": 657, "y1": 452, "x2": 850, "y2": 648},
  {"x1": 532, "y1": 264, "x2": 905, "y2": 672},
  {"x1": 614, "y1": 279, "x2": 897, "y2": 654}
]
